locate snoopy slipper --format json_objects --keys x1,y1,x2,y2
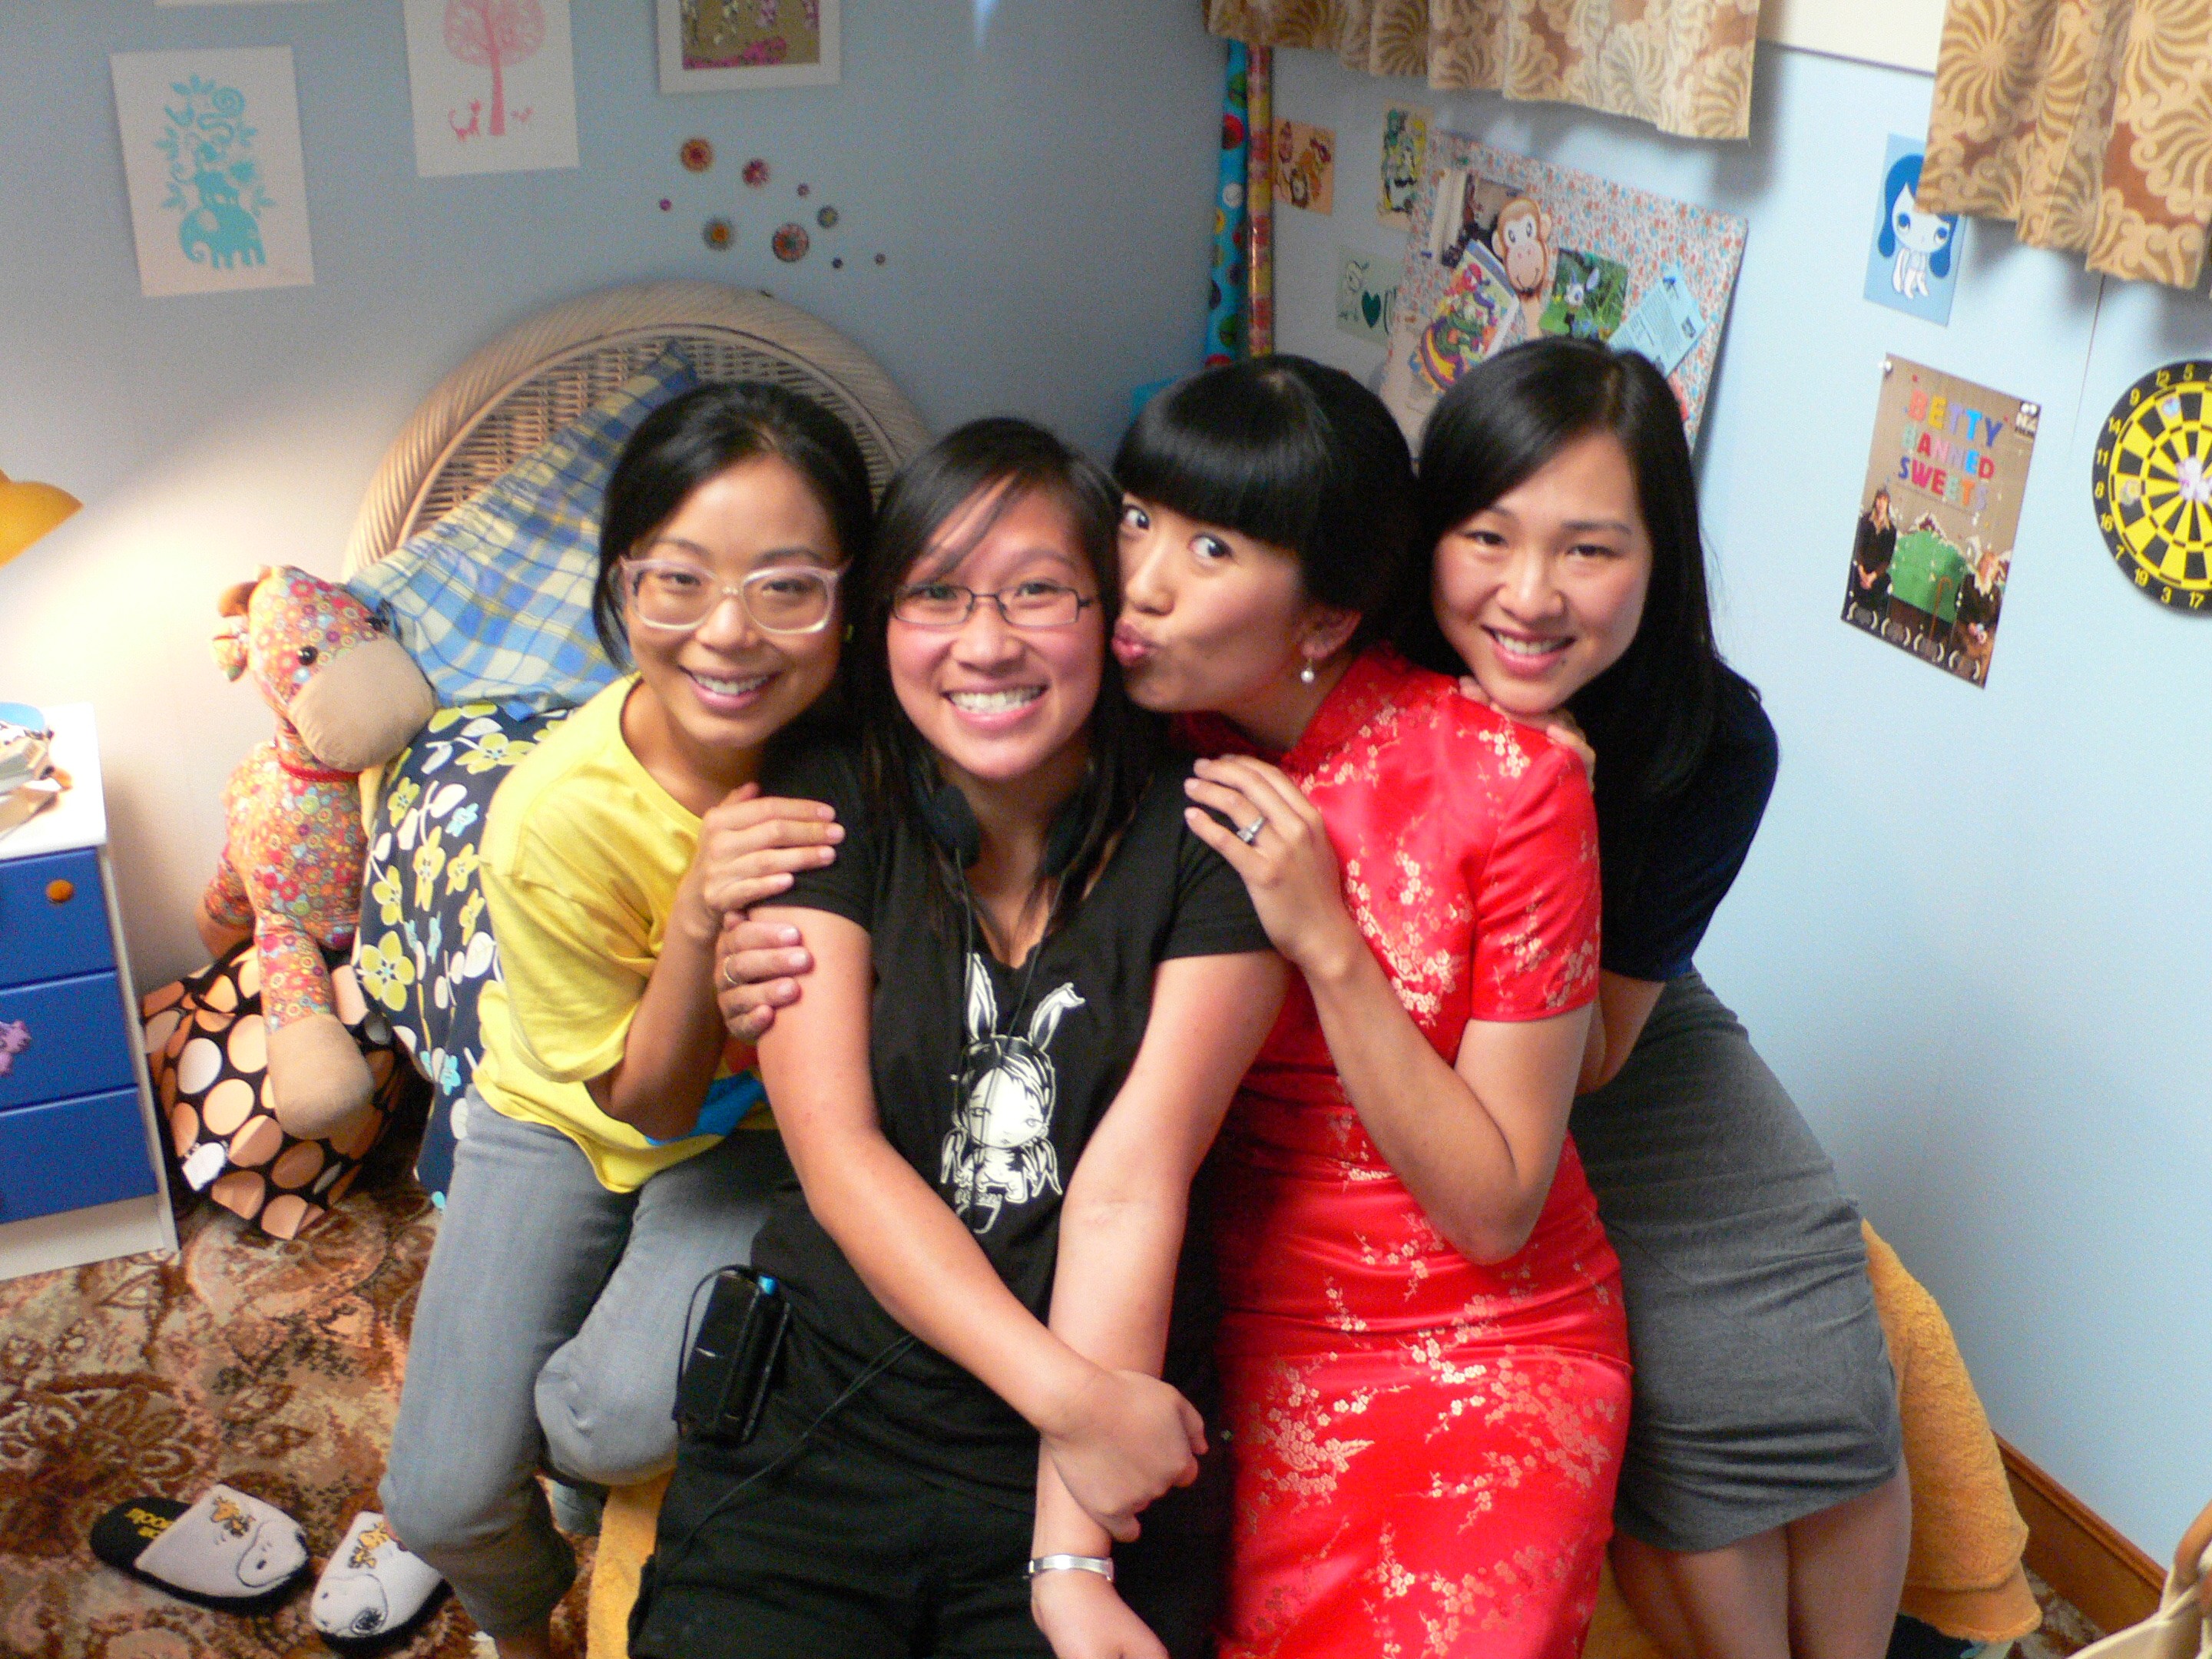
[
  {"x1": 91, "y1": 1484, "x2": 310, "y2": 1611},
  {"x1": 310, "y1": 1511, "x2": 446, "y2": 1649}
]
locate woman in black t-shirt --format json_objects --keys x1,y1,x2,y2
[
  {"x1": 1401, "y1": 340, "x2": 1909, "y2": 1659},
  {"x1": 625, "y1": 420, "x2": 1284, "y2": 1659}
]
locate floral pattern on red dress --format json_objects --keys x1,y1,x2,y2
[{"x1": 1188, "y1": 649, "x2": 1629, "y2": 1659}]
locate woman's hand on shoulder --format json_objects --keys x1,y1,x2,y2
[
  {"x1": 1038, "y1": 1367, "x2": 1204, "y2": 1544},
  {"x1": 714, "y1": 912, "x2": 814, "y2": 1042},
  {"x1": 1182, "y1": 756, "x2": 1364, "y2": 979},
  {"x1": 1455, "y1": 675, "x2": 1595, "y2": 783},
  {"x1": 687, "y1": 783, "x2": 844, "y2": 922},
  {"x1": 1031, "y1": 1570, "x2": 1167, "y2": 1659}
]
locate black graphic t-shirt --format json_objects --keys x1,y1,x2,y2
[{"x1": 747, "y1": 743, "x2": 1273, "y2": 1507}]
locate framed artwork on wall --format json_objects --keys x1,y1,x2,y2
[{"x1": 657, "y1": 0, "x2": 840, "y2": 93}]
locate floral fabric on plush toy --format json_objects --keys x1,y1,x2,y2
[{"x1": 200, "y1": 565, "x2": 433, "y2": 1141}]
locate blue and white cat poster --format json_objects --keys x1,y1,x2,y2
[
  {"x1": 111, "y1": 48, "x2": 314, "y2": 298},
  {"x1": 1864, "y1": 134, "x2": 1959, "y2": 326}
]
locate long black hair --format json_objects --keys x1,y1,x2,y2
[
  {"x1": 592, "y1": 380, "x2": 876, "y2": 667},
  {"x1": 853, "y1": 417, "x2": 1162, "y2": 932},
  {"x1": 1403, "y1": 339, "x2": 1723, "y2": 800},
  {"x1": 1114, "y1": 355, "x2": 1418, "y2": 646}
]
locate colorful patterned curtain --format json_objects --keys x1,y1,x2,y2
[
  {"x1": 1918, "y1": 0, "x2": 2212, "y2": 289},
  {"x1": 1204, "y1": 0, "x2": 1760, "y2": 142}
]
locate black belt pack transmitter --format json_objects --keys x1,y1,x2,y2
[{"x1": 677, "y1": 1266, "x2": 791, "y2": 1445}]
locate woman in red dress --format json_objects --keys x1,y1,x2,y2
[
  {"x1": 720, "y1": 359, "x2": 1632, "y2": 1658},
  {"x1": 1117, "y1": 358, "x2": 1631, "y2": 1659}
]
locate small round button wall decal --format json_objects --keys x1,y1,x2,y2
[
  {"x1": 2093, "y1": 358, "x2": 2212, "y2": 612},
  {"x1": 772, "y1": 223, "x2": 810, "y2": 263},
  {"x1": 680, "y1": 137, "x2": 714, "y2": 172},
  {"x1": 816, "y1": 206, "x2": 839, "y2": 228},
  {"x1": 703, "y1": 217, "x2": 734, "y2": 250},
  {"x1": 743, "y1": 157, "x2": 770, "y2": 187}
]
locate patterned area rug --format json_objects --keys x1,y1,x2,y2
[{"x1": 0, "y1": 1131, "x2": 592, "y2": 1658}]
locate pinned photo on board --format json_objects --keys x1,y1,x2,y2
[
  {"x1": 1541, "y1": 248, "x2": 1630, "y2": 341},
  {"x1": 1864, "y1": 134, "x2": 1960, "y2": 326},
  {"x1": 1843, "y1": 356, "x2": 2039, "y2": 687}
]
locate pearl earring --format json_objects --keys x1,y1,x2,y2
[{"x1": 1299, "y1": 659, "x2": 1317, "y2": 685}]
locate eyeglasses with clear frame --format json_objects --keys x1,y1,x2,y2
[
  {"x1": 621, "y1": 559, "x2": 845, "y2": 635},
  {"x1": 890, "y1": 580, "x2": 1097, "y2": 630}
]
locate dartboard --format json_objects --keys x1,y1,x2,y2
[{"x1": 2093, "y1": 359, "x2": 2212, "y2": 611}]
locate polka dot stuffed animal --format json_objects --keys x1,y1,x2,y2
[{"x1": 199, "y1": 566, "x2": 432, "y2": 1141}]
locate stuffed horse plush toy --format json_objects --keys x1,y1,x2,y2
[{"x1": 200, "y1": 566, "x2": 433, "y2": 1139}]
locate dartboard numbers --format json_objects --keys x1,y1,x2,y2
[{"x1": 2093, "y1": 359, "x2": 2212, "y2": 611}]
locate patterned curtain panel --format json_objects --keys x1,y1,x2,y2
[
  {"x1": 1919, "y1": 0, "x2": 2212, "y2": 289},
  {"x1": 1204, "y1": 0, "x2": 1760, "y2": 142}
]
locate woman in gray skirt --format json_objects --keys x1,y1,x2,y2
[{"x1": 1402, "y1": 337, "x2": 1909, "y2": 1659}]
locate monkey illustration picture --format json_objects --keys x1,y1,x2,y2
[{"x1": 941, "y1": 956, "x2": 1084, "y2": 1235}]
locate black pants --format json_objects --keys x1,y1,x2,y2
[{"x1": 631, "y1": 1407, "x2": 1226, "y2": 1659}]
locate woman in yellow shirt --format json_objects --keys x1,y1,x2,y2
[{"x1": 379, "y1": 382, "x2": 874, "y2": 1659}]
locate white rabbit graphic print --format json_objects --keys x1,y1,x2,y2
[{"x1": 942, "y1": 954, "x2": 1084, "y2": 1234}]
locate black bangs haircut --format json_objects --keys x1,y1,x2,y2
[
  {"x1": 592, "y1": 380, "x2": 876, "y2": 669},
  {"x1": 853, "y1": 417, "x2": 1163, "y2": 934},
  {"x1": 1114, "y1": 355, "x2": 1417, "y2": 644},
  {"x1": 1402, "y1": 338, "x2": 1722, "y2": 801}
]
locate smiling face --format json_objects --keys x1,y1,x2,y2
[
  {"x1": 887, "y1": 482, "x2": 1104, "y2": 803},
  {"x1": 620, "y1": 452, "x2": 846, "y2": 810},
  {"x1": 1431, "y1": 430, "x2": 1654, "y2": 718},
  {"x1": 1112, "y1": 496, "x2": 1341, "y2": 735}
]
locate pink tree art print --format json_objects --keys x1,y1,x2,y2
[{"x1": 444, "y1": 0, "x2": 544, "y2": 137}]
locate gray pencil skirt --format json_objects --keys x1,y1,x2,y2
[{"x1": 1568, "y1": 972, "x2": 1902, "y2": 1555}]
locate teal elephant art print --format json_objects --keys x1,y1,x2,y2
[{"x1": 157, "y1": 78, "x2": 273, "y2": 271}]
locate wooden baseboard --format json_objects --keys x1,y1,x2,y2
[{"x1": 2000, "y1": 1435, "x2": 2164, "y2": 1635}]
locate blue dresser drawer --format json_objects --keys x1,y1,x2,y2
[
  {"x1": 0, "y1": 1088, "x2": 159, "y2": 1224},
  {"x1": 0, "y1": 971, "x2": 136, "y2": 1112},
  {"x1": 0, "y1": 849, "x2": 114, "y2": 990}
]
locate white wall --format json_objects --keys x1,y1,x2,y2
[
  {"x1": 1270, "y1": 45, "x2": 2212, "y2": 1558},
  {"x1": 0, "y1": 0, "x2": 1223, "y2": 982}
]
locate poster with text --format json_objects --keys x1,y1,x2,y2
[
  {"x1": 1843, "y1": 356, "x2": 2039, "y2": 687},
  {"x1": 111, "y1": 48, "x2": 315, "y2": 297},
  {"x1": 1380, "y1": 137, "x2": 1746, "y2": 445},
  {"x1": 404, "y1": 0, "x2": 578, "y2": 177}
]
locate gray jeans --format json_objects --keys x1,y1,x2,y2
[{"x1": 381, "y1": 1096, "x2": 790, "y2": 1637}]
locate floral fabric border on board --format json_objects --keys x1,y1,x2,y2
[
  {"x1": 1205, "y1": 0, "x2": 1760, "y2": 143},
  {"x1": 1918, "y1": 0, "x2": 2212, "y2": 289}
]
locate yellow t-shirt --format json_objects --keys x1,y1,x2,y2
[{"x1": 474, "y1": 677, "x2": 766, "y2": 1192}]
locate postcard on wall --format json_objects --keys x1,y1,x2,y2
[
  {"x1": 404, "y1": 0, "x2": 579, "y2": 177},
  {"x1": 1336, "y1": 246, "x2": 1399, "y2": 346},
  {"x1": 111, "y1": 48, "x2": 315, "y2": 298},
  {"x1": 658, "y1": 0, "x2": 840, "y2": 92},
  {"x1": 1863, "y1": 134, "x2": 1960, "y2": 326},
  {"x1": 1377, "y1": 104, "x2": 1429, "y2": 229},
  {"x1": 1380, "y1": 137, "x2": 1747, "y2": 445},
  {"x1": 1843, "y1": 356, "x2": 2039, "y2": 687},
  {"x1": 1277, "y1": 121, "x2": 1335, "y2": 214}
]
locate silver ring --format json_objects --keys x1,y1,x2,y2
[
  {"x1": 718, "y1": 957, "x2": 737, "y2": 990},
  {"x1": 1236, "y1": 817, "x2": 1265, "y2": 845}
]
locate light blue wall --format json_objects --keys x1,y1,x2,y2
[
  {"x1": 0, "y1": 0, "x2": 1223, "y2": 978},
  {"x1": 1271, "y1": 45, "x2": 2212, "y2": 1558}
]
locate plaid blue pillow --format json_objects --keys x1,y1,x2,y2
[{"x1": 348, "y1": 348, "x2": 700, "y2": 712}]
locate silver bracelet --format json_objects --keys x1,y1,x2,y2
[{"x1": 1026, "y1": 1554, "x2": 1114, "y2": 1582}]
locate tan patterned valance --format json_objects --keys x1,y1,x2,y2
[
  {"x1": 1919, "y1": 0, "x2": 2212, "y2": 289},
  {"x1": 1205, "y1": 0, "x2": 1760, "y2": 142}
]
